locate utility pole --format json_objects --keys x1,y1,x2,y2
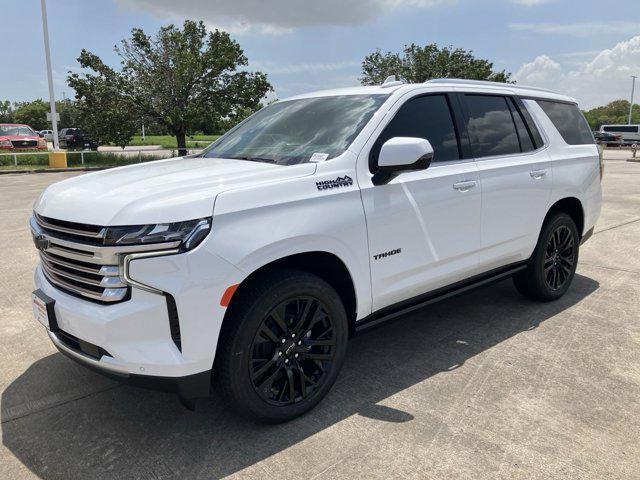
[
  {"x1": 40, "y1": 0, "x2": 59, "y2": 149},
  {"x1": 629, "y1": 75, "x2": 637, "y2": 125}
]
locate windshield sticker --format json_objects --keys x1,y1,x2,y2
[{"x1": 309, "y1": 153, "x2": 330, "y2": 163}]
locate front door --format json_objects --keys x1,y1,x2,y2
[{"x1": 358, "y1": 93, "x2": 482, "y2": 312}]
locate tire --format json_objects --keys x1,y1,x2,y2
[
  {"x1": 214, "y1": 268, "x2": 348, "y2": 423},
  {"x1": 513, "y1": 212, "x2": 580, "y2": 302}
]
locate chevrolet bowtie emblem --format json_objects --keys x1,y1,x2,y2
[{"x1": 33, "y1": 234, "x2": 50, "y2": 252}]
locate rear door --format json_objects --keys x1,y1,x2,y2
[{"x1": 459, "y1": 93, "x2": 552, "y2": 271}]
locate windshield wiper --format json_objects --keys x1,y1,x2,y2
[{"x1": 225, "y1": 156, "x2": 277, "y2": 164}]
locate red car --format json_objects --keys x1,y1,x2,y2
[{"x1": 0, "y1": 124, "x2": 48, "y2": 150}]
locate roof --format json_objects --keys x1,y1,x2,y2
[
  {"x1": 282, "y1": 78, "x2": 577, "y2": 104},
  {"x1": 0, "y1": 123, "x2": 30, "y2": 127}
]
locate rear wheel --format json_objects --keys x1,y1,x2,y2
[
  {"x1": 513, "y1": 212, "x2": 579, "y2": 301},
  {"x1": 215, "y1": 269, "x2": 348, "y2": 423}
]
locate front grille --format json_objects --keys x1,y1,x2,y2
[
  {"x1": 11, "y1": 140, "x2": 38, "y2": 148},
  {"x1": 31, "y1": 215, "x2": 128, "y2": 303},
  {"x1": 31, "y1": 214, "x2": 181, "y2": 305}
]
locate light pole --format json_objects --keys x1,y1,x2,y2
[
  {"x1": 629, "y1": 75, "x2": 637, "y2": 126},
  {"x1": 40, "y1": 0, "x2": 59, "y2": 149}
]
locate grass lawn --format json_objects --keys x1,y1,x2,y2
[
  {"x1": 119, "y1": 134, "x2": 219, "y2": 149},
  {"x1": 0, "y1": 151, "x2": 173, "y2": 170}
]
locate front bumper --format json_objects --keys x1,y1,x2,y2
[
  {"x1": 49, "y1": 328, "x2": 211, "y2": 399},
  {"x1": 33, "y1": 243, "x2": 244, "y2": 397}
]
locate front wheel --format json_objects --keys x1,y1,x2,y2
[
  {"x1": 513, "y1": 212, "x2": 579, "y2": 301},
  {"x1": 215, "y1": 269, "x2": 348, "y2": 423}
]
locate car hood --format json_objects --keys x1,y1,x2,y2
[{"x1": 34, "y1": 156, "x2": 316, "y2": 225}]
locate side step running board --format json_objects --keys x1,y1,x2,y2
[{"x1": 355, "y1": 262, "x2": 528, "y2": 333}]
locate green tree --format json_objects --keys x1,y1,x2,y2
[
  {"x1": 13, "y1": 99, "x2": 49, "y2": 131},
  {"x1": 68, "y1": 51, "x2": 139, "y2": 148},
  {"x1": 582, "y1": 100, "x2": 640, "y2": 130},
  {"x1": 360, "y1": 43, "x2": 512, "y2": 85},
  {"x1": 56, "y1": 98, "x2": 81, "y2": 130},
  {"x1": 0, "y1": 100, "x2": 14, "y2": 123},
  {"x1": 68, "y1": 20, "x2": 271, "y2": 155}
]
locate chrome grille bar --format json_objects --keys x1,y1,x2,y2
[
  {"x1": 39, "y1": 265, "x2": 127, "y2": 302},
  {"x1": 35, "y1": 213, "x2": 105, "y2": 239},
  {"x1": 40, "y1": 256, "x2": 126, "y2": 288}
]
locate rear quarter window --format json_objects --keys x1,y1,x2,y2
[{"x1": 537, "y1": 100, "x2": 594, "y2": 145}]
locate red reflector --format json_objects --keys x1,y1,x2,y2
[{"x1": 220, "y1": 284, "x2": 239, "y2": 307}]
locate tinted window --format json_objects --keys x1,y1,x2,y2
[
  {"x1": 537, "y1": 100, "x2": 594, "y2": 145},
  {"x1": 465, "y1": 95, "x2": 520, "y2": 157},
  {"x1": 370, "y1": 94, "x2": 459, "y2": 169},
  {"x1": 508, "y1": 99, "x2": 534, "y2": 152},
  {"x1": 602, "y1": 125, "x2": 639, "y2": 133},
  {"x1": 515, "y1": 99, "x2": 544, "y2": 148}
]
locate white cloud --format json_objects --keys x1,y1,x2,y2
[
  {"x1": 515, "y1": 55, "x2": 561, "y2": 84},
  {"x1": 515, "y1": 36, "x2": 640, "y2": 108},
  {"x1": 116, "y1": 0, "x2": 455, "y2": 35},
  {"x1": 509, "y1": 21, "x2": 640, "y2": 37}
]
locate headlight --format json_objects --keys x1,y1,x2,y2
[
  {"x1": 103, "y1": 217, "x2": 212, "y2": 251},
  {"x1": 0, "y1": 140, "x2": 11, "y2": 147},
  {"x1": 38, "y1": 138, "x2": 46, "y2": 146}
]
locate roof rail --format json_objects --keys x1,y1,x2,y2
[
  {"x1": 381, "y1": 75, "x2": 404, "y2": 88},
  {"x1": 425, "y1": 78, "x2": 556, "y2": 94}
]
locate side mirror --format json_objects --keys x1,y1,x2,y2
[{"x1": 372, "y1": 137, "x2": 434, "y2": 185}]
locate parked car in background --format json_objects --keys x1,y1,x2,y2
[
  {"x1": 599, "y1": 124, "x2": 640, "y2": 145},
  {"x1": 39, "y1": 130, "x2": 54, "y2": 142},
  {"x1": 0, "y1": 124, "x2": 48, "y2": 150},
  {"x1": 593, "y1": 131, "x2": 622, "y2": 146},
  {"x1": 59, "y1": 128, "x2": 98, "y2": 150}
]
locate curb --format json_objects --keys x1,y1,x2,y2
[{"x1": 0, "y1": 166, "x2": 109, "y2": 175}]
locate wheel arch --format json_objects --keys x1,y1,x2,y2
[
  {"x1": 222, "y1": 251, "x2": 359, "y2": 337},
  {"x1": 546, "y1": 197, "x2": 585, "y2": 238}
]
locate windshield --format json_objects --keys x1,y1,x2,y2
[
  {"x1": 203, "y1": 94, "x2": 389, "y2": 165},
  {"x1": 0, "y1": 125, "x2": 36, "y2": 136}
]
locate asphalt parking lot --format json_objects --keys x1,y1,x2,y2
[{"x1": 1, "y1": 152, "x2": 639, "y2": 479}]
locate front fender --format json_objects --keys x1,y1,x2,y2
[{"x1": 208, "y1": 172, "x2": 372, "y2": 320}]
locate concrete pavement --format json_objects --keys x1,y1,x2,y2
[{"x1": 0, "y1": 153, "x2": 639, "y2": 479}]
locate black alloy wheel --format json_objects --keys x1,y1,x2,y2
[
  {"x1": 249, "y1": 296, "x2": 336, "y2": 406},
  {"x1": 543, "y1": 225, "x2": 576, "y2": 291},
  {"x1": 513, "y1": 212, "x2": 579, "y2": 302},
  {"x1": 215, "y1": 268, "x2": 348, "y2": 422}
]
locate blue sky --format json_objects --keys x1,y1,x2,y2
[{"x1": 3, "y1": 0, "x2": 640, "y2": 108}]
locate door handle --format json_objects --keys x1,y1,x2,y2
[
  {"x1": 453, "y1": 180, "x2": 477, "y2": 192},
  {"x1": 530, "y1": 169, "x2": 547, "y2": 179}
]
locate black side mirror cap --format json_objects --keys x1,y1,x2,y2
[{"x1": 372, "y1": 152, "x2": 433, "y2": 186}]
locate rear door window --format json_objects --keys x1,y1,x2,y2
[
  {"x1": 508, "y1": 99, "x2": 535, "y2": 152},
  {"x1": 465, "y1": 95, "x2": 521, "y2": 158},
  {"x1": 537, "y1": 100, "x2": 594, "y2": 145},
  {"x1": 370, "y1": 94, "x2": 460, "y2": 170}
]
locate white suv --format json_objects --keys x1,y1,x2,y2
[{"x1": 30, "y1": 78, "x2": 602, "y2": 422}]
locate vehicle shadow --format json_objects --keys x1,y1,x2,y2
[{"x1": 1, "y1": 275, "x2": 599, "y2": 479}]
